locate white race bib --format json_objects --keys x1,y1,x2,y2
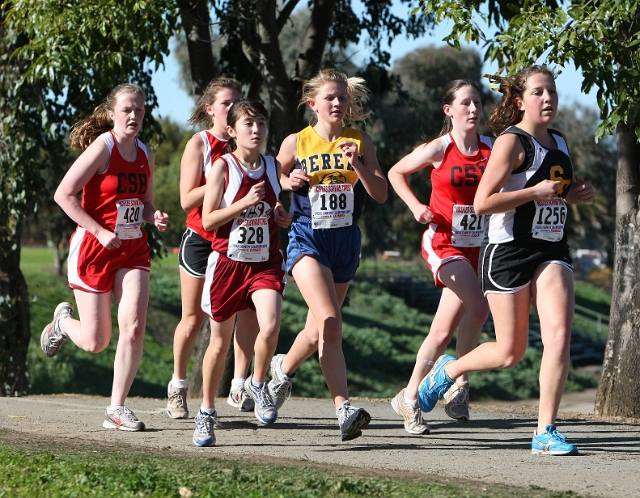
[
  {"x1": 115, "y1": 198, "x2": 143, "y2": 240},
  {"x1": 532, "y1": 199, "x2": 566, "y2": 242},
  {"x1": 228, "y1": 216, "x2": 270, "y2": 262},
  {"x1": 309, "y1": 183, "x2": 354, "y2": 229},
  {"x1": 451, "y1": 204, "x2": 485, "y2": 247}
]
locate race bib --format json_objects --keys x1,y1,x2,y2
[
  {"x1": 532, "y1": 199, "x2": 567, "y2": 242},
  {"x1": 115, "y1": 198, "x2": 143, "y2": 240},
  {"x1": 228, "y1": 216, "x2": 270, "y2": 262},
  {"x1": 451, "y1": 204, "x2": 485, "y2": 247},
  {"x1": 309, "y1": 183, "x2": 354, "y2": 229}
]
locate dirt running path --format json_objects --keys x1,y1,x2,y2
[{"x1": 1, "y1": 393, "x2": 639, "y2": 497}]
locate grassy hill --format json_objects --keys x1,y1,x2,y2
[{"x1": 23, "y1": 246, "x2": 601, "y2": 400}]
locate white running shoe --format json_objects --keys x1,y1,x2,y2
[
  {"x1": 267, "y1": 354, "x2": 293, "y2": 410},
  {"x1": 227, "y1": 384, "x2": 255, "y2": 412},
  {"x1": 167, "y1": 382, "x2": 189, "y2": 419},
  {"x1": 193, "y1": 410, "x2": 216, "y2": 447},
  {"x1": 40, "y1": 302, "x2": 74, "y2": 357},
  {"x1": 444, "y1": 382, "x2": 470, "y2": 421},
  {"x1": 103, "y1": 406, "x2": 145, "y2": 431},
  {"x1": 337, "y1": 400, "x2": 371, "y2": 441},
  {"x1": 244, "y1": 375, "x2": 278, "y2": 425},
  {"x1": 391, "y1": 389, "x2": 430, "y2": 435}
]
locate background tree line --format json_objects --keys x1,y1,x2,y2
[{"x1": 21, "y1": 43, "x2": 617, "y2": 268}]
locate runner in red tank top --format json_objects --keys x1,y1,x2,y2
[
  {"x1": 40, "y1": 84, "x2": 169, "y2": 432},
  {"x1": 167, "y1": 77, "x2": 265, "y2": 421},
  {"x1": 387, "y1": 80, "x2": 492, "y2": 433}
]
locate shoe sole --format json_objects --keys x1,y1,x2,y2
[
  {"x1": 532, "y1": 448, "x2": 579, "y2": 456},
  {"x1": 167, "y1": 409, "x2": 190, "y2": 419},
  {"x1": 227, "y1": 397, "x2": 255, "y2": 412},
  {"x1": 390, "y1": 397, "x2": 430, "y2": 435},
  {"x1": 444, "y1": 405, "x2": 469, "y2": 421},
  {"x1": 341, "y1": 410, "x2": 371, "y2": 441},
  {"x1": 40, "y1": 323, "x2": 56, "y2": 357},
  {"x1": 255, "y1": 412, "x2": 278, "y2": 425},
  {"x1": 102, "y1": 420, "x2": 145, "y2": 431},
  {"x1": 193, "y1": 436, "x2": 216, "y2": 447}
]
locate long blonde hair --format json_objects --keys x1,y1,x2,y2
[
  {"x1": 300, "y1": 69, "x2": 371, "y2": 126},
  {"x1": 488, "y1": 65, "x2": 556, "y2": 136},
  {"x1": 70, "y1": 84, "x2": 146, "y2": 149}
]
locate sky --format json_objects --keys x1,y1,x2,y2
[{"x1": 150, "y1": 5, "x2": 598, "y2": 126}]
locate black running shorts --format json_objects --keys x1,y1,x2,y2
[{"x1": 481, "y1": 241, "x2": 573, "y2": 294}]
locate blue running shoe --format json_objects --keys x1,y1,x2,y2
[
  {"x1": 193, "y1": 410, "x2": 216, "y2": 447},
  {"x1": 417, "y1": 355, "x2": 455, "y2": 413},
  {"x1": 244, "y1": 375, "x2": 278, "y2": 425},
  {"x1": 532, "y1": 425, "x2": 578, "y2": 456}
]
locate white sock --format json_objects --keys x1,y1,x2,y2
[
  {"x1": 251, "y1": 378, "x2": 264, "y2": 388},
  {"x1": 171, "y1": 375, "x2": 188, "y2": 389},
  {"x1": 231, "y1": 378, "x2": 245, "y2": 389},
  {"x1": 107, "y1": 405, "x2": 124, "y2": 414},
  {"x1": 403, "y1": 391, "x2": 418, "y2": 407},
  {"x1": 200, "y1": 405, "x2": 215, "y2": 415}
]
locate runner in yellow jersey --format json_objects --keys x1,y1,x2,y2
[{"x1": 268, "y1": 69, "x2": 388, "y2": 441}]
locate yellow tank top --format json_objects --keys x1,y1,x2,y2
[{"x1": 296, "y1": 126, "x2": 363, "y2": 187}]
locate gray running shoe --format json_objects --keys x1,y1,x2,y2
[
  {"x1": 337, "y1": 401, "x2": 371, "y2": 441},
  {"x1": 391, "y1": 389, "x2": 430, "y2": 435},
  {"x1": 444, "y1": 382, "x2": 470, "y2": 421},
  {"x1": 167, "y1": 382, "x2": 189, "y2": 419},
  {"x1": 267, "y1": 354, "x2": 292, "y2": 410},
  {"x1": 40, "y1": 302, "x2": 74, "y2": 357},
  {"x1": 102, "y1": 406, "x2": 145, "y2": 431},
  {"x1": 244, "y1": 375, "x2": 278, "y2": 425},
  {"x1": 193, "y1": 410, "x2": 216, "y2": 447},
  {"x1": 227, "y1": 384, "x2": 254, "y2": 412}
]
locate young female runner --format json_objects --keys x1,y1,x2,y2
[
  {"x1": 268, "y1": 69, "x2": 388, "y2": 441},
  {"x1": 193, "y1": 99, "x2": 287, "y2": 446},
  {"x1": 387, "y1": 80, "x2": 491, "y2": 435},
  {"x1": 41, "y1": 83, "x2": 169, "y2": 431},
  {"x1": 418, "y1": 66, "x2": 594, "y2": 456},
  {"x1": 167, "y1": 77, "x2": 260, "y2": 419}
]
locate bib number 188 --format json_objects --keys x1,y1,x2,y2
[{"x1": 320, "y1": 193, "x2": 348, "y2": 211}]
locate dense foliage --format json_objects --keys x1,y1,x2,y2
[{"x1": 24, "y1": 248, "x2": 599, "y2": 401}]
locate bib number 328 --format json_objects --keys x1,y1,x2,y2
[{"x1": 228, "y1": 216, "x2": 270, "y2": 262}]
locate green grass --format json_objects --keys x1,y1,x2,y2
[
  {"x1": 22, "y1": 246, "x2": 601, "y2": 401},
  {"x1": 0, "y1": 440, "x2": 583, "y2": 498}
]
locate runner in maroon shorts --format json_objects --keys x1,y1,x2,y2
[
  {"x1": 40, "y1": 83, "x2": 169, "y2": 431},
  {"x1": 192, "y1": 99, "x2": 290, "y2": 447}
]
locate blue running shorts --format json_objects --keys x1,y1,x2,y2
[{"x1": 286, "y1": 216, "x2": 361, "y2": 283}]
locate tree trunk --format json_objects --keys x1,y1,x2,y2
[
  {"x1": 188, "y1": 319, "x2": 234, "y2": 399},
  {"x1": 0, "y1": 238, "x2": 31, "y2": 396},
  {"x1": 595, "y1": 123, "x2": 640, "y2": 417},
  {"x1": 177, "y1": 0, "x2": 216, "y2": 96}
]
